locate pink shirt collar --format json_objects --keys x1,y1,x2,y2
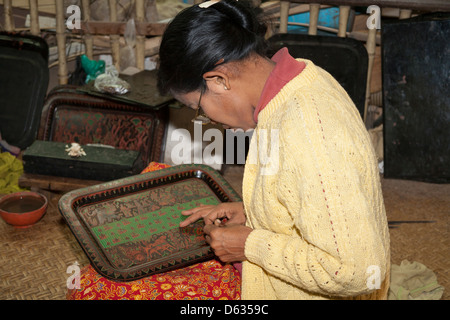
[{"x1": 254, "y1": 47, "x2": 306, "y2": 123}]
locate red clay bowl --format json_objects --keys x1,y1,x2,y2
[{"x1": 0, "y1": 191, "x2": 48, "y2": 228}]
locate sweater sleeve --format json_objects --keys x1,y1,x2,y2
[{"x1": 244, "y1": 96, "x2": 389, "y2": 297}]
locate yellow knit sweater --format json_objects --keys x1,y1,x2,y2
[{"x1": 241, "y1": 59, "x2": 390, "y2": 300}]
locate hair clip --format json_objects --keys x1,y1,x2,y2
[{"x1": 199, "y1": 0, "x2": 220, "y2": 8}]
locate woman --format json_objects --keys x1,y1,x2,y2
[{"x1": 158, "y1": 0, "x2": 390, "y2": 300}]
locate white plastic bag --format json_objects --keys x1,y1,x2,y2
[{"x1": 94, "y1": 65, "x2": 131, "y2": 95}]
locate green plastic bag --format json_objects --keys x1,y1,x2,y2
[{"x1": 81, "y1": 55, "x2": 106, "y2": 83}]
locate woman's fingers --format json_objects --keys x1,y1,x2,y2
[
  {"x1": 203, "y1": 224, "x2": 252, "y2": 263},
  {"x1": 179, "y1": 205, "x2": 217, "y2": 227},
  {"x1": 179, "y1": 202, "x2": 245, "y2": 228},
  {"x1": 181, "y1": 204, "x2": 214, "y2": 216}
]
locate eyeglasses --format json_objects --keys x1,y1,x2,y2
[{"x1": 191, "y1": 88, "x2": 211, "y2": 125}]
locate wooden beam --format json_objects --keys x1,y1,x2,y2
[
  {"x1": 399, "y1": 9, "x2": 413, "y2": 19},
  {"x1": 279, "y1": 1, "x2": 290, "y2": 33},
  {"x1": 287, "y1": 0, "x2": 450, "y2": 12},
  {"x1": 81, "y1": 0, "x2": 93, "y2": 59},
  {"x1": 55, "y1": 0, "x2": 68, "y2": 85},
  {"x1": 29, "y1": 0, "x2": 40, "y2": 35},
  {"x1": 364, "y1": 27, "x2": 377, "y2": 123},
  {"x1": 109, "y1": 0, "x2": 121, "y2": 70},
  {"x1": 337, "y1": 5, "x2": 350, "y2": 37},
  {"x1": 0, "y1": 0, "x2": 56, "y2": 15},
  {"x1": 308, "y1": 3, "x2": 320, "y2": 35},
  {"x1": 135, "y1": 0, "x2": 146, "y2": 70},
  {"x1": 73, "y1": 21, "x2": 167, "y2": 36},
  {"x1": 3, "y1": 0, "x2": 14, "y2": 31}
]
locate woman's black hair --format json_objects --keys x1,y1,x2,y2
[{"x1": 157, "y1": 0, "x2": 268, "y2": 96}]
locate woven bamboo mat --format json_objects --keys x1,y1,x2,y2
[
  {"x1": 0, "y1": 191, "x2": 89, "y2": 300},
  {"x1": 382, "y1": 178, "x2": 449, "y2": 300},
  {"x1": 1, "y1": 168, "x2": 448, "y2": 300}
]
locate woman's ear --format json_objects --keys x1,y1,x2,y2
[{"x1": 203, "y1": 70, "x2": 231, "y2": 93}]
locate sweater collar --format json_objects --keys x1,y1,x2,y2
[{"x1": 253, "y1": 47, "x2": 306, "y2": 123}]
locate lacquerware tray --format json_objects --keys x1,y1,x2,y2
[
  {"x1": 59, "y1": 164, "x2": 242, "y2": 281},
  {"x1": 39, "y1": 86, "x2": 169, "y2": 167},
  {"x1": 0, "y1": 32, "x2": 49, "y2": 149},
  {"x1": 78, "y1": 70, "x2": 174, "y2": 110}
]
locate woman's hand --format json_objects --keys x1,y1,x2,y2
[
  {"x1": 179, "y1": 202, "x2": 246, "y2": 227},
  {"x1": 203, "y1": 224, "x2": 253, "y2": 263}
]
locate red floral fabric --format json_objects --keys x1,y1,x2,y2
[
  {"x1": 66, "y1": 162, "x2": 241, "y2": 300},
  {"x1": 67, "y1": 260, "x2": 240, "y2": 300},
  {"x1": 140, "y1": 161, "x2": 172, "y2": 173}
]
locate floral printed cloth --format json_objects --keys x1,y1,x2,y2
[
  {"x1": 67, "y1": 260, "x2": 240, "y2": 300},
  {"x1": 67, "y1": 162, "x2": 241, "y2": 300}
]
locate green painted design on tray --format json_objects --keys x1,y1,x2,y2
[
  {"x1": 92, "y1": 196, "x2": 220, "y2": 249},
  {"x1": 78, "y1": 179, "x2": 219, "y2": 228}
]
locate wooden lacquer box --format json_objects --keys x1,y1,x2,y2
[{"x1": 23, "y1": 140, "x2": 142, "y2": 181}]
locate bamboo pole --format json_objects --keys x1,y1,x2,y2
[
  {"x1": 109, "y1": 0, "x2": 121, "y2": 71},
  {"x1": 338, "y1": 5, "x2": 350, "y2": 37},
  {"x1": 364, "y1": 27, "x2": 377, "y2": 123},
  {"x1": 279, "y1": 1, "x2": 290, "y2": 33},
  {"x1": 82, "y1": 0, "x2": 94, "y2": 59},
  {"x1": 308, "y1": 3, "x2": 320, "y2": 35},
  {"x1": 29, "y1": 0, "x2": 40, "y2": 35},
  {"x1": 55, "y1": 0, "x2": 68, "y2": 85},
  {"x1": 399, "y1": 9, "x2": 412, "y2": 19},
  {"x1": 3, "y1": 0, "x2": 14, "y2": 31},
  {"x1": 135, "y1": 0, "x2": 146, "y2": 70}
]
